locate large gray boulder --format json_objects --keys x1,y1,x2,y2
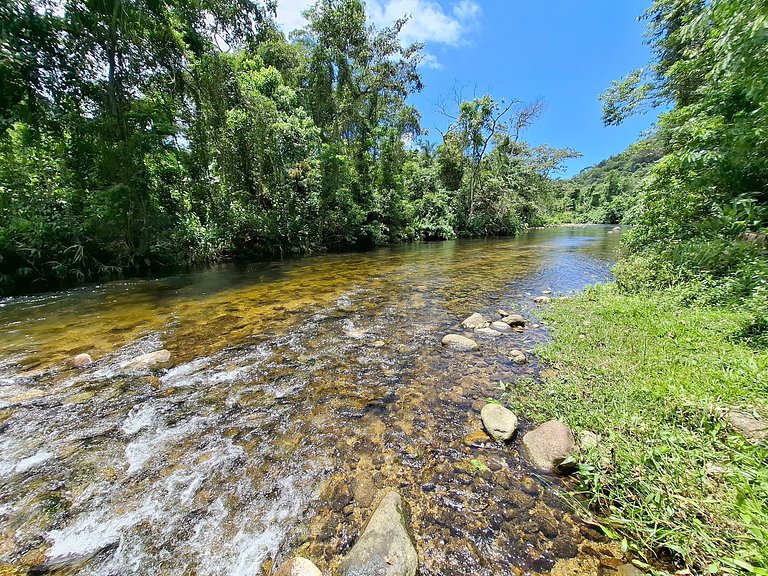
[
  {"x1": 481, "y1": 404, "x2": 518, "y2": 441},
  {"x1": 274, "y1": 558, "x2": 322, "y2": 576},
  {"x1": 124, "y1": 349, "x2": 172, "y2": 370},
  {"x1": 340, "y1": 491, "x2": 418, "y2": 576},
  {"x1": 521, "y1": 420, "x2": 577, "y2": 473},
  {"x1": 441, "y1": 334, "x2": 478, "y2": 351},
  {"x1": 461, "y1": 313, "x2": 488, "y2": 329}
]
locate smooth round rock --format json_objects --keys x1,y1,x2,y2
[
  {"x1": 475, "y1": 327, "x2": 503, "y2": 338},
  {"x1": 481, "y1": 404, "x2": 519, "y2": 441},
  {"x1": 441, "y1": 334, "x2": 478, "y2": 351},
  {"x1": 275, "y1": 557, "x2": 322, "y2": 576},
  {"x1": 461, "y1": 313, "x2": 487, "y2": 329},
  {"x1": 502, "y1": 314, "x2": 525, "y2": 326},
  {"x1": 533, "y1": 296, "x2": 552, "y2": 304},
  {"x1": 72, "y1": 353, "x2": 94, "y2": 368},
  {"x1": 521, "y1": 420, "x2": 577, "y2": 472},
  {"x1": 124, "y1": 349, "x2": 172, "y2": 370},
  {"x1": 490, "y1": 321, "x2": 511, "y2": 332}
]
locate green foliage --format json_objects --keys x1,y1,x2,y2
[
  {"x1": 0, "y1": 0, "x2": 578, "y2": 294},
  {"x1": 554, "y1": 137, "x2": 663, "y2": 225},
  {"x1": 526, "y1": 285, "x2": 768, "y2": 574},
  {"x1": 602, "y1": 0, "x2": 768, "y2": 291}
]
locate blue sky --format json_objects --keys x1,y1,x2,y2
[{"x1": 275, "y1": 0, "x2": 660, "y2": 177}]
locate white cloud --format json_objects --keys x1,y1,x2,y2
[
  {"x1": 273, "y1": 0, "x2": 480, "y2": 47},
  {"x1": 420, "y1": 52, "x2": 444, "y2": 69}
]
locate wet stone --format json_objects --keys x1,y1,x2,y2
[
  {"x1": 340, "y1": 491, "x2": 418, "y2": 576},
  {"x1": 480, "y1": 404, "x2": 518, "y2": 442},
  {"x1": 461, "y1": 313, "x2": 488, "y2": 330},
  {"x1": 441, "y1": 334, "x2": 479, "y2": 351},
  {"x1": 71, "y1": 353, "x2": 93, "y2": 367},
  {"x1": 522, "y1": 420, "x2": 577, "y2": 473},
  {"x1": 502, "y1": 314, "x2": 526, "y2": 327},
  {"x1": 274, "y1": 557, "x2": 322, "y2": 576}
]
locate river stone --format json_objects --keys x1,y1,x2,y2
[
  {"x1": 490, "y1": 321, "x2": 511, "y2": 332},
  {"x1": 502, "y1": 314, "x2": 525, "y2": 327},
  {"x1": 726, "y1": 409, "x2": 767, "y2": 444},
  {"x1": 274, "y1": 557, "x2": 322, "y2": 576},
  {"x1": 475, "y1": 327, "x2": 503, "y2": 338},
  {"x1": 441, "y1": 334, "x2": 478, "y2": 351},
  {"x1": 598, "y1": 562, "x2": 644, "y2": 576},
  {"x1": 340, "y1": 491, "x2": 418, "y2": 576},
  {"x1": 522, "y1": 420, "x2": 577, "y2": 472},
  {"x1": 72, "y1": 353, "x2": 93, "y2": 368},
  {"x1": 496, "y1": 309, "x2": 510, "y2": 318},
  {"x1": 461, "y1": 313, "x2": 487, "y2": 329},
  {"x1": 125, "y1": 349, "x2": 172, "y2": 370},
  {"x1": 533, "y1": 296, "x2": 552, "y2": 304},
  {"x1": 612, "y1": 226, "x2": 622, "y2": 232},
  {"x1": 481, "y1": 404, "x2": 518, "y2": 441},
  {"x1": 510, "y1": 349, "x2": 527, "y2": 364}
]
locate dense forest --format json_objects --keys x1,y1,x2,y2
[
  {"x1": 1, "y1": 0, "x2": 766, "y2": 301},
  {"x1": 0, "y1": 0, "x2": 579, "y2": 294}
]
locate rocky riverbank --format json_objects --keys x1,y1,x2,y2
[{"x1": 269, "y1": 298, "x2": 650, "y2": 576}]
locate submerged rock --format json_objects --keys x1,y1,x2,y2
[
  {"x1": 441, "y1": 334, "x2": 478, "y2": 351},
  {"x1": 726, "y1": 409, "x2": 767, "y2": 444},
  {"x1": 72, "y1": 353, "x2": 94, "y2": 368},
  {"x1": 461, "y1": 313, "x2": 488, "y2": 329},
  {"x1": 522, "y1": 420, "x2": 577, "y2": 473},
  {"x1": 274, "y1": 557, "x2": 322, "y2": 576},
  {"x1": 481, "y1": 404, "x2": 518, "y2": 441},
  {"x1": 598, "y1": 562, "x2": 644, "y2": 576},
  {"x1": 475, "y1": 327, "x2": 503, "y2": 338},
  {"x1": 340, "y1": 491, "x2": 418, "y2": 576},
  {"x1": 124, "y1": 349, "x2": 172, "y2": 370},
  {"x1": 490, "y1": 321, "x2": 511, "y2": 332},
  {"x1": 510, "y1": 350, "x2": 528, "y2": 364}
]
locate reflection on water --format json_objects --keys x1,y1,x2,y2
[{"x1": 0, "y1": 226, "x2": 621, "y2": 575}]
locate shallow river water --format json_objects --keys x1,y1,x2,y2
[{"x1": 0, "y1": 226, "x2": 622, "y2": 576}]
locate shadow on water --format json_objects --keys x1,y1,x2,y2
[{"x1": 0, "y1": 226, "x2": 624, "y2": 575}]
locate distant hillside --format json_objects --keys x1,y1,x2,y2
[{"x1": 556, "y1": 137, "x2": 663, "y2": 224}]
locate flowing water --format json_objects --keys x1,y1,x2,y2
[{"x1": 0, "y1": 226, "x2": 623, "y2": 576}]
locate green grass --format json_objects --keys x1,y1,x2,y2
[{"x1": 518, "y1": 284, "x2": 768, "y2": 575}]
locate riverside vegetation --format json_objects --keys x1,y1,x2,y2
[
  {"x1": 498, "y1": 0, "x2": 768, "y2": 574},
  {"x1": 0, "y1": 0, "x2": 577, "y2": 295}
]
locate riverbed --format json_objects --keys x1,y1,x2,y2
[{"x1": 0, "y1": 226, "x2": 621, "y2": 575}]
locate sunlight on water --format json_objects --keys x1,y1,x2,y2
[{"x1": 0, "y1": 227, "x2": 621, "y2": 575}]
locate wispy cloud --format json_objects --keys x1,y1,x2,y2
[
  {"x1": 420, "y1": 52, "x2": 444, "y2": 69},
  {"x1": 274, "y1": 0, "x2": 480, "y2": 47}
]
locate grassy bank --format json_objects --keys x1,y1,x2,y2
[{"x1": 521, "y1": 285, "x2": 768, "y2": 575}]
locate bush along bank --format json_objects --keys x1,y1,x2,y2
[{"x1": 510, "y1": 285, "x2": 768, "y2": 575}]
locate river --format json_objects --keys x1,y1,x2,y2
[{"x1": 0, "y1": 226, "x2": 621, "y2": 576}]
